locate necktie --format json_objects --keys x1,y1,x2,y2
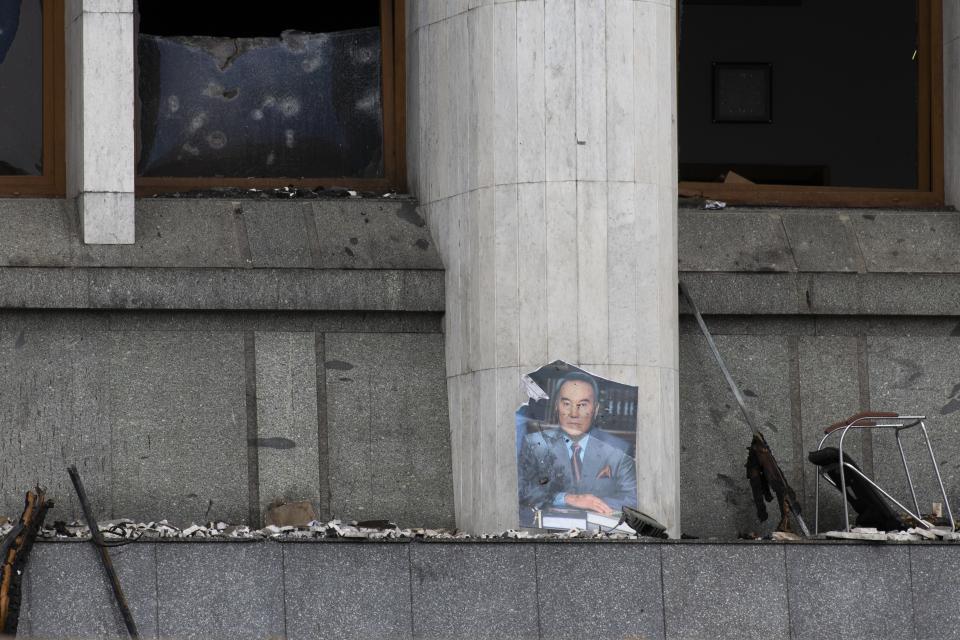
[{"x1": 571, "y1": 442, "x2": 582, "y2": 483}]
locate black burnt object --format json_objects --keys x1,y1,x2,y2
[
  {"x1": 0, "y1": 488, "x2": 52, "y2": 636},
  {"x1": 619, "y1": 507, "x2": 668, "y2": 539},
  {"x1": 808, "y1": 448, "x2": 904, "y2": 531},
  {"x1": 137, "y1": 28, "x2": 383, "y2": 179},
  {"x1": 680, "y1": 281, "x2": 810, "y2": 536}
]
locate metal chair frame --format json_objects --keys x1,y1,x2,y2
[{"x1": 813, "y1": 414, "x2": 955, "y2": 534}]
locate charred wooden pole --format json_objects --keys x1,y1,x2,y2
[
  {"x1": 67, "y1": 466, "x2": 140, "y2": 639},
  {"x1": 0, "y1": 488, "x2": 52, "y2": 636}
]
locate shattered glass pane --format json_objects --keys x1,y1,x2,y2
[
  {"x1": 0, "y1": 0, "x2": 43, "y2": 176},
  {"x1": 137, "y1": 28, "x2": 383, "y2": 178}
]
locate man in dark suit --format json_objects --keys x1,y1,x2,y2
[{"x1": 518, "y1": 371, "x2": 637, "y2": 515}]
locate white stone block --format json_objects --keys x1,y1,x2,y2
[
  {"x1": 451, "y1": 14, "x2": 470, "y2": 195},
  {"x1": 445, "y1": 198, "x2": 465, "y2": 377},
  {"x1": 470, "y1": 4, "x2": 495, "y2": 190},
  {"x1": 606, "y1": 181, "x2": 639, "y2": 365},
  {"x1": 421, "y1": 24, "x2": 437, "y2": 203},
  {"x1": 449, "y1": 0, "x2": 469, "y2": 19},
  {"x1": 427, "y1": 0, "x2": 447, "y2": 26},
  {"x1": 476, "y1": 188, "x2": 497, "y2": 372},
  {"x1": 439, "y1": 22, "x2": 455, "y2": 202},
  {"x1": 477, "y1": 369, "x2": 497, "y2": 529},
  {"x1": 576, "y1": 180, "x2": 609, "y2": 364},
  {"x1": 634, "y1": 183, "x2": 662, "y2": 366},
  {"x1": 653, "y1": 3, "x2": 677, "y2": 191},
  {"x1": 545, "y1": 181, "x2": 579, "y2": 363},
  {"x1": 464, "y1": 189, "x2": 480, "y2": 371},
  {"x1": 605, "y1": 0, "x2": 635, "y2": 182},
  {"x1": 656, "y1": 184, "x2": 679, "y2": 371},
  {"x1": 494, "y1": 365, "x2": 522, "y2": 531},
  {"x1": 493, "y1": 2, "x2": 518, "y2": 185},
  {"x1": 447, "y1": 375, "x2": 464, "y2": 525},
  {"x1": 79, "y1": 192, "x2": 135, "y2": 244},
  {"x1": 575, "y1": 0, "x2": 607, "y2": 181},
  {"x1": 482, "y1": 381, "x2": 500, "y2": 533},
  {"x1": 517, "y1": 182, "x2": 548, "y2": 369},
  {"x1": 459, "y1": 371, "x2": 477, "y2": 528},
  {"x1": 69, "y1": 0, "x2": 132, "y2": 24},
  {"x1": 494, "y1": 185, "x2": 520, "y2": 368},
  {"x1": 517, "y1": 0, "x2": 546, "y2": 183},
  {"x1": 633, "y1": 2, "x2": 660, "y2": 186},
  {"x1": 544, "y1": 0, "x2": 577, "y2": 181},
  {"x1": 634, "y1": 365, "x2": 681, "y2": 537},
  {"x1": 79, "y1": 11, "x2": 134, "y2": 193}
]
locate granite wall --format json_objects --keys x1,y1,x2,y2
[
  {"x1": 17, "y1": 539, "x2": 960, "y2": 640},
  {"x1": 0, "y1": 198, "x2": 454, "y2": 529},
  {"x1": 3, "y1": 199, "x2": 960, "y2": 540},
  {"x1": 678, "y1": 207, "x2": 960, "y2": 538}
]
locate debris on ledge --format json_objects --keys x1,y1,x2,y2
[{"x1": 0, "y1": 519, "x2": 655, "y2": 542}]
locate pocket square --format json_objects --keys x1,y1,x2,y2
[{"x1": 596, "y1": 464, "x2": 612, "y2": 479}]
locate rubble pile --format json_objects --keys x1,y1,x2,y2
[
  {"x1": 8, "y1": 517, "x2": 960, "y2": 543},
  {"x1": 823, "y1": 526, "x2": 960, "y2": 542},
  {"x1": 0, "y1": 518, "x2": 663, "y2": 542}
]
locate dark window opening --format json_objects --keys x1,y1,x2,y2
[
  {"x1": 0, "y1": 0, "x2": 44, "y2": 176},
  {"x1": 135, "y1": 0, "x2": 386, "y2": 181},
  {"x1": 679, "y1": 0, "x2": 922, "y2": 191}
]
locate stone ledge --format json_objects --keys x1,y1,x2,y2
[
  {"x1": 0, "y1": 267, "x2": 444, "y2": 312},
  {"x1": 18, "y1": 540, "x2": 960, "y2": 640},
  {"x1": 680, "y1": 207, "x2": 960, "y2": 274},
  {"x1": 0, "y1": 197, "x2": 441, "y2": 270},
  {"x1": 681, "y1": 271, "x2": 960, "y2": 316}
]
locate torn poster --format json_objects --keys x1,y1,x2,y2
[{"x1": 516, "y1": 361, "x2": 639, "y2": 531}]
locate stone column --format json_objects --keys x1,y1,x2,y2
[
  {"x1": 66, "y1": 0, "x2": 135, "y2": 244},
  {"x1": 945, "y1": 0, "x2": 960, "y2": 206},
  {"x1": 407, "y1": 0, "x2": 679, "y2": 535}
]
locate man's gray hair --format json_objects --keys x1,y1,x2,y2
[{"x1": 553, "y1": 370, "x2": 599, "y2": 404}]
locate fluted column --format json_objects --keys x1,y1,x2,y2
[{"x1": 407, "y1": 0, "x2": 679, "y2": 535}]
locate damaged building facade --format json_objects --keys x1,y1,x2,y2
[{"x1": 4, "y1": 0, "x2": 960, "y2": 637}]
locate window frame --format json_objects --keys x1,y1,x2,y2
[
  {"x1": 134, "y1": 0, "x2": 406, "y2": 196},
  {"x1": 677, "y1": 0, "x2": 944, "y2": 208},
  {"x1": 0, "y1": 0, "x2": 66, "y2": 196}
]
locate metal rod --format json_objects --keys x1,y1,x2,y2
[
  {"x1": 680, "y1": 281, "x2": 810, "y2": 537},
  {"x1": 840, "y1": 463, "x2": 933, "y2": 528},
  {"x1": 679, "y1": 281, "x2": 757, "y2": 434},
  {"x1": 814, "y1": 466, "x2": 821, "y2": 535},
  {"x1": 920, "y1": 422, "x2": 956, "y2": 529},
  {"x1": 838, "y1": 428, "x2": 852, "y2": 531},
  {"x1": 895, "y1": 431, "x2": 922, "y2": 517},
  {"x1": 67, "y1": 466, "x2": 140, "y2": 640}
]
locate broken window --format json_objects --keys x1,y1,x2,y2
[
  {"x1": 136, "y1": 1, "x2": 388, "y2": 182},
  {"x1": 678, "y1": 0, "x2": 938, "y2": 205},
  {"x1": 0, "y1": 0, "x2": 44, "y2": 177}
]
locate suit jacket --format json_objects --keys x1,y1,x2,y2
[{"x1": 517, "y1": 428, "x2": 638, "y2": 511}]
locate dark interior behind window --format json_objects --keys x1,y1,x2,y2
[
  {"x1": 0, "y1": 0, "x2": 44, "y2": 176},
  {"x1": 679, "y1": 0, "x2": 919, "y2": 189}
]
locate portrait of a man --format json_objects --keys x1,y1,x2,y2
[{"x1": 517, "y1": 365, "x2": 638, "y2": 526}]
